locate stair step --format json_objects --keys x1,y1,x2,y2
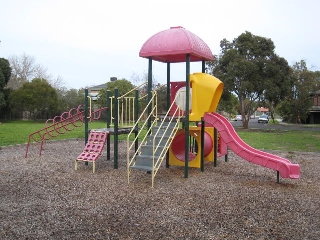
[
  {"x1": 140, "y1": 145, "x2": 166, "y2": 156},
  {"x1": 129, "y1": 117, "x2": 179, "y2": 174},
  {"x1": 133, "y1": 154, "x2": 164, "y2": 168},
  {"x1": 146, "y1": 135, "x2": 171, "y2": 147},
  {"x1": 152, "y1": 126, "x2": 176, "y2": 137},
  {"x1": 130, "y1": 165, "x2": 153, "y2": 171},
  {"x1": 152, "y1": 116, "x2": 180, "y2": 123}
]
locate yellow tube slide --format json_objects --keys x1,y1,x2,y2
[{"x1": 189, "y1": 73, "x2": 224, "y2": 121}]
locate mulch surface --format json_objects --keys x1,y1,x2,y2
[{"x1": 0, "y1": 140, "x2": 319, "y2": 239}]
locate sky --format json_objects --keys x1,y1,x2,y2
[{"x1": 1, "y1": 0, "x2": 319, "y2": 89}]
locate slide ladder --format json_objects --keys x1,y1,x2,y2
[
  {"x1": 204, "y1": 112, "x2": 300, "y2": 180},
  {"x1": 75, "y1": 131, "x2": 108, "y2": 173},
  {"x1": 129, "y1": 120, "x2": 179, "y2": 187},
  {"x1": 127, "y1": 91, "x2": 182, "y2": 187}
]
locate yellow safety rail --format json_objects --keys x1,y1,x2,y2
[
  {"x1": 127, "y1": 91, "x2": 158, "y2": 172},
  {"x1": 109, "y1": 82, "x2": 147, "y2": 127},
  {"x1": 127, "y1": 91, "x2": 183, "y2": 187}
]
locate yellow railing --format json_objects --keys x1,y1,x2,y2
[
  {"x1": 109, "y1": 82, "x2": 147, "y2": 127},
  {"x1": 127, "y1": 91, "x2": 183, "y2": 187},
  {"x1": 127, "y1": 90, "x2": 158, "y2": 173},
  {"x1": 149, "y1": 95, "x2": 183, "y2": 187}
]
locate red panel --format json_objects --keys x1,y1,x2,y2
[{"x1": 169, "y1": 81, "x2": 186, "y2": 117}]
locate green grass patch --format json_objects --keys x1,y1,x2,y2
[
  {"x1": 0, "y1": 120, "x2": 108, "y2": 146},
  {"x1": 1, "y1": 120, "x2": 320, "y2": 152},
  {"x1": 237, "y1": 129, "x2": 320, "y2": 152}
]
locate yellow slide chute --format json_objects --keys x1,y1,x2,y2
[{"x1": 189, "y1": 73, "x2": 224, "y2": 121}]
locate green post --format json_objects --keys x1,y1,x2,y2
[
  {"x1": 200, "y1": 118, "x2": 205, "y2": 172},
  {"x1": 166, "y1": 62, "x2": 171, "y2": 112},
  {"x1": 147, "y1": 57, "x2": 153, "y2": 131},
  {"x1": 106, "y1": 90, "x2": 111, "y2": 160},
  {"x1": 84, "y1": 89, "x2": 89, "y2": 166},
  {"x1": 202, "y1": 60, "x2": 206, "y2": 73},
  {"x1": 214, "y1": 128, "x2": 218, "y2": 167},
  {"x1": 166, "y1": 62, "x2": 171, "y2": 168},
  {"x1": 134, "y1": 89, "x2": 139, "y2": 152},
  {"x1": 114, "y1": 88, "x2": 119, "y2": 169},
  {"x1": 184, "y1": 54, "x2": 190, "y2": 178},
  {"x1": 225, "y1": 150, "x2": 228, "y2": 162}
]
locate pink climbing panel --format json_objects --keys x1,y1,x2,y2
[{"x1": 77, "y1": 131, "x2": 108, "y2": 162}]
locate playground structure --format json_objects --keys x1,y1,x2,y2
[
  {"x1": 25, "y1": 26, "x2": 300, "y2": 188},
  {"x1": 127, "y1": 26, "x2": 300, "y2": 187}
]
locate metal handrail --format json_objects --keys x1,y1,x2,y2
[
  {"x1": 127, "y1": 91, "x2": 157, "y2": 169},
  {"x1": 127, "y1": 89, "x2": 183, "y2": 187},
  {"x1": 117, "y1": 81, "x2": 147, "y2": 99},
  {"x1": 109, "y1": 82, "x2": 147, "y2": 127},
  {"x1": 149, "y1": 93, "x2": 183, "y2": 187}
]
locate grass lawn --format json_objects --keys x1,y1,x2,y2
[
  {"x1": 236, "y1": 129, "x2": 320, "y2": 152},
  {"x1": 1, "y1": 120, "x2": 320, "y2": 152},
  {"x1": 0, "y1": 120, "x2": 108, "y2": 146}
]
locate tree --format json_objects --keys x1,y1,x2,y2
[
  {"x1": 0, "y1": 58, "x2": 12, "y2": 113},
  {"x1": 262, "y1": 55, "x2": 292, "y2": 122},
  {"x1": 96, "y1": 78, "x2": 136, "y2": 108},
  {"x1": 53, "y1": 88, "x2": 85, "y2": 115},
  {"x1": 207, "y1": 57, "x2": 239, "y2": 117},
  {"x1": 9, "y1": 78, "x2": 59, "y2": 120},
  {"x1": 278, "y1": 60, "x2": 320, "y2": 123},
  {"x1": 207, "y1": 31, "x2": 290, "y2": 128},
  {"x1": 61, "y1": 88, "x2": 84, "y2": 109},
  {"x1": 7, "y1": 53, "x2": 52, "y2": 89}
]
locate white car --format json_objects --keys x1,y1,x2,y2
[
  {"x1": 235, "y1": 115, "x2": 242, "y2": 121},
  {"x1": 258, "y1": 115, "x2": 269, "y2": 123}
]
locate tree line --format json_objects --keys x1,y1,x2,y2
[
  {"x1": 1, "y1": 31, "x2": 320, "y2": 125},
  {"x1": 206, "y1": 31, "x2": 320, "y2": 127},
  {"x1": 0, "y1": 54, "x2": 167, "y2": 121}
]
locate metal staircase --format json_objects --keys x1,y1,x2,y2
[
  {"x1": 131, "y1": 120, "x2": 177, "y2": 171},
  {"x1": 127, "y1": 91, "x2": 182, "y2": 187}
]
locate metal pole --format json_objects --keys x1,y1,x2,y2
[
  {"x1": 184, "y1": 54, "x2": 190, "y2": 178},
  {"x1": 134, "y1": 89, "x2": 139, "y2": 152},
  {"x1": 106, "y1": 90, "x2": 111, "y2": 161},
  {"x1": 225, "y1": 150, "x2": 228, "y2": 162},
  {"x1": 202, "y1": 60, "x2": 206, "y2": 73},
  {"x1": 84, "y1": 89, "x2": 89, "y2": 166},
  {"x1": 167, "y1": 62, "x2": 171, "y2": 112},
  {"x1": 166, "y1": 62, "x2": 171, "y2": 168},
  {"x1": 214, "y1": 128, "x2": 217, "y2": 167},
  {"x1": 147, "y1": 57, "x2": 152, "y2": 131},
  {"x1": 114, "y1": 88, "x2": 119, "y2": 169},
  {"x1": 200, "y1": 118, "x2": 205, "y2": 172}
]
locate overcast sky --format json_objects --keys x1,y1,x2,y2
[{"x1": 1, "y1": 0, "x2": 319, "y2": 89}]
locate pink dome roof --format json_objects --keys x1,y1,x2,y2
[{"x1": 139, "y1": 26, "x2": 214, "y2": 63}]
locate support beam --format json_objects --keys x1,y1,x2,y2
[
  {"x1": 200, "y1": 118, "x2": 205, "y2": 172},
  {"x1": 134, "y1": 89, "x2": 139, "y2": 152},
  {"x1": 106, "y1": 90, "x2": 111, "y2": 160},
  {"x1": 184, "y1": 54, "x2": 190, "y2": 178},
  {"x1": 166, "y1": 62, "x2": 171, "y2": 168},
  {"x1": 114, "y1": 88, "x2": 119, "y2": 169},
  {"x1": 214, "y1": 128, "x2": 217, "y2": 167},
  {"x1": 147, "y1": 57, "x2": 153, "y2": 131},
  {"x1": 202, "y1": 60, "x2": 206, "y2": 73},
  {"x1": 84, "y1": 89, "x2": 89, "y2": 166}
]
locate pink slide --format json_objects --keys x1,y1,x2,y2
[{"x1": 204, "y1": 113, "x2": 300, "y2": 179}]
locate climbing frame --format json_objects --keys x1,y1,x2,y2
[{"x1": 75, "y1": 131, "x2": 108, "y2": 173}]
